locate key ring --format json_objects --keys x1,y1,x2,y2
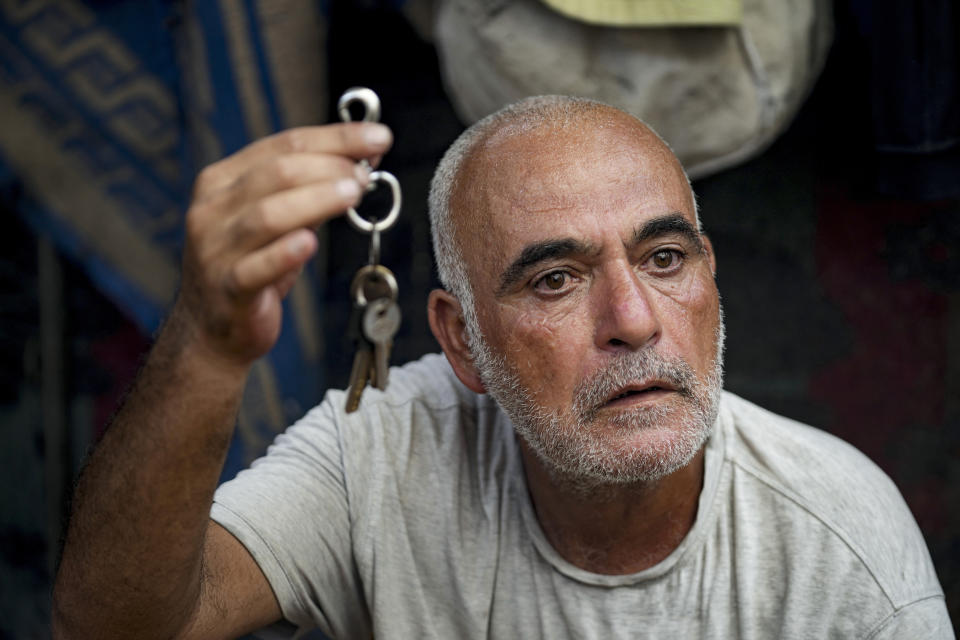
[
  {"x1": 337, "y1": 87, "x2": 402, "y2": 236},
  {"x1": 350, "y1": 264, "x2": 399, "y2": 307},
  {"x1": 346, "y1": 171, "x2": 401, "y2": 234}
]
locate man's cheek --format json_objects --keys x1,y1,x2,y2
[
  {"x1": 498, "y1": 298, "x2": 582, "y2": 343},
  {"x1": 502, "y1": 310, "x2": 581, "y2": 389},
  {"x1": 653, "y1": 269, "x2": 717, "y2": 318},
  {"x1": 673, "y1": 279, "x2": 722, "y2": 368},
  {"x1": 649, "y1": 276, "x2": 718, "y2": 357}
]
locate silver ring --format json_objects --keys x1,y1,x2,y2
[
  {"x1": 337, "y1": 87, "x2": 381, "y2": 123},
  {"x1": 350, "y1": 264, "x2": 398, "y2": 307},
  {"x1": 346, "y1": 170, "x2": 401, "y2": 233}
]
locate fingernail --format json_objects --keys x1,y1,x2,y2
[
  {"x1": 288, "y1": 233, "x2": 311, "y2": 256},
  {"x1": 336, "y1": 178, "x2": 360, "y2": 199},
  {"x1": 365, "y1": 124, "x2": 391, "y2": 147}
]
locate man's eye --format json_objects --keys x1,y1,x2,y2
[
  {"x1": 536, "y1": 271, "x2": 568, "y2": 292},
  {"x1": 649, "y1": 249, "x2": 683, "y2": 271}
]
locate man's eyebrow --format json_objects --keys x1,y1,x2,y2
[
  {"x1": 632, "y1": 213, "x2": 704, "y2": 252},
  {"x1": 495, "y1": 213, "x2": 702, "y2": 296},
  {"x1": 497, "y1": 238, "x2": 598, "y2": 296}
]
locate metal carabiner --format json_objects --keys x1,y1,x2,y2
[
  {"x1": 337, "y1": 87, "x2": 401, "y2": 264},
  {"x1": 337, "y1": 87, "x2": 401, "y2": 235},
  {"x1": 337, "y1": 87, "x2": 381, "y2": 123}
]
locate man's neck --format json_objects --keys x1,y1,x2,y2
[{"x1": 519, "y1": 443, "x2": 705, "y2": 575}]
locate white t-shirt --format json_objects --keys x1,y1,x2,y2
[{"x1": 212, "y1": 354, "x2": 953, "y2": 639}]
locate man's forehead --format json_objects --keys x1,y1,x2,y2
[
  {"x1": 473, "y1": 107, "x2": 649, "y2": 168},
  {"x1": 452, "y1": 111, "x2": 693, "y2": 243}
]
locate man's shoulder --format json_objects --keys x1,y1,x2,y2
[
  {"x1": 718, "y1": 392, "x2": 943, "y2": 608},
  {"x1": 379, "y1": 352, "x2": 474, "y2": 406},
  {"x1": 329, "y1": 352, "x2": 481, "y2": 416},
  {"x1": 719, "y1": 390, "x2": 888, "y2": 491},
  {"x1": 317, "y1": 352, "x2": 508, "y2": 468}
]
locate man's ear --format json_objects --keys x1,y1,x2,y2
[
  {"x1": 427, "y1": 289, "x2": 486, "y2": 393},
  {"x1": 701, "y1": 234, "x2": 717, "y2": 276}
]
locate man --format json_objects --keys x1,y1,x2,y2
[{"x1": 53, "y1": 97, "x2": 952, "y2": 638}]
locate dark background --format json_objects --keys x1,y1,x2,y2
[{"x1": 2, "y1": 2, "x2": 957, "y2": 637}]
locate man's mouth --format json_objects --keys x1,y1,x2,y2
[{"x1": 604, "y1": 383, "x2": 675, "y2": 406}]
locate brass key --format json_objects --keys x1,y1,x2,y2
[
  {"x1": 345, "y1": 296, "x2": 373, "y2": 413},
  {"x1": 363, "y1": 297, "x2": 401, "y2": 390},
  {"x1": 345, "y1": 341, "x2": 373, "y2": 413},
  {"x1": 344, "y1": 264, "x2": 399, "y2": 412}
]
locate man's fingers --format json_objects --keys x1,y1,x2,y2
[
  {"x1": 223, "y1": 153, "x2": 369, "y2": 209},
  {"x1": 195, "y1": 123, "x2": 392, "y2": 198},
  {"x1": 275, "y1": 267, "x2": 302, "y2": 299},
  {"x1": 227, "y1": 229, "x2": 317, "y2": 297},
  {"x1": 228, "y1": 178, "x2": 362, "y2": 250}
]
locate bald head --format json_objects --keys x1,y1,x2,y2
[{"x1": 427, "y1": 95, "x2": 698, "y2": 340}]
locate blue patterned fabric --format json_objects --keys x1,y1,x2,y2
[{"x1": 0, "y1": 0, "x2": 329, "y2": 480}]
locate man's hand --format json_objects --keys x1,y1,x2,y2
[
  {"x1": 175, "y1": 123, "x2": 393, "y2": 367},
  {"x1": 52, "y1": 121, "x2": 392, "y2": 640}
]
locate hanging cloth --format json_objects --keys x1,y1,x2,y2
[{"x1": 434, "y1": 0, "x2": 832, "y2": 179}]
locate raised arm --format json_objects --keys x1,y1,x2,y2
[{"x1": 51, "y1": 122, "x2": 393, "y2": 639}]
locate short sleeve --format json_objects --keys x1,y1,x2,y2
[
  {"x1": 211, "y1": 393, "x2": 370, "y2": 639},
  {"x1": 867, "y1": 596, "x2": 955, "y2": 640}
]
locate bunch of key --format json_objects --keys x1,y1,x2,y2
[{"x1": 337, "y1": 87, "x2": 403, "y2": 413}]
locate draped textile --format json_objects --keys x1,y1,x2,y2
[{"x1": 0, "y1": 0, "x2": 329, "y2": 480}]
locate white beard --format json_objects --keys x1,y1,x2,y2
[{"x1": 470, "y1": 307, "x2": 725, "y2": 491}]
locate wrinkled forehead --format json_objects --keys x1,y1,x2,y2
[
  {"x1": 463, "y1": 106, "x2": 662, "y2": 181},
  {"x1": 450, "y1": 108, "x2": 695, "y2": 261}
]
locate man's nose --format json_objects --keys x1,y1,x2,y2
[{"x1": 593, "y1": 265, "x2": 661, "y2": 352}]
